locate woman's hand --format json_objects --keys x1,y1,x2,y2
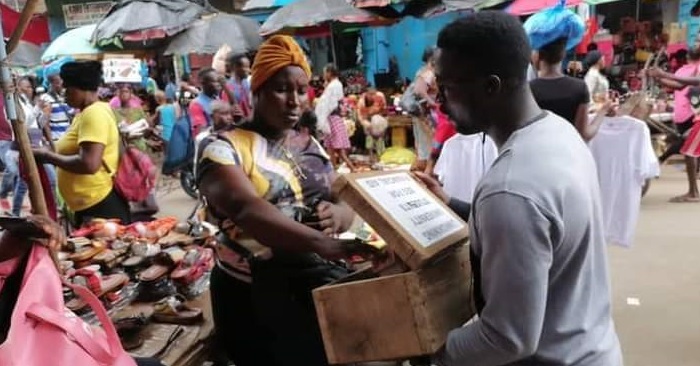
[
  {"x1": 315, "y1": 201, "x2": 354, "y2": 236},
  {"x1": 32, "y1": 147, "x2": 52, "y2": 164},
  {"x1": 413, "y1": 171, "x2": 450, "y2": 204}
]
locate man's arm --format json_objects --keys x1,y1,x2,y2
[{"x1": 436, "y1": 192, "x2": 554, "y2": 366}]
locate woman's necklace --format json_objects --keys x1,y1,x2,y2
[{"x1": 280, "y1": 135, "x2": 307, "y2": 181}]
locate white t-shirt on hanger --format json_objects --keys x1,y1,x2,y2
[
  {"x1": 435, "y1": 133, "x2": 498, "y2": 203},
  {"x1": 588, "y1": 115, "x2": 660, "y2": 248}
]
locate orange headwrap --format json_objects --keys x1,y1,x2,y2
[{"x1": 250, "y1": 35, "x2": 312, "y2": 93}]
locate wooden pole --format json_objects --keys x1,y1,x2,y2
[
  {"x1": 6, "y1": 0, "x2": 41, "y2": 55},
  {"x1": 0, "y1": 0, "x2": 47, "y2": 216}
]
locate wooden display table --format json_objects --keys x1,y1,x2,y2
[
  {"x1": 388, "y1": 115, "x2": 413, "y2": 148},
  {"x1": 127, "y1": 291, "x2": 214, "y2": 366}
]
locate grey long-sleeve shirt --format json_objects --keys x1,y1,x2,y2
[{"x1": 437, "y1": 113, "x2": 622, "y2": 366}]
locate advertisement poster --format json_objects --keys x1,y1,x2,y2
[{"x1": 103, "y1": 58, "x2": 142, "y2": 84}]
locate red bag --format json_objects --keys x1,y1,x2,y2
[
  {"x1": 107, "y1": 143, "x2": 157, "y2": 203},
  {"x1": 0, "y1": 245, "x2": 136, "y2": 365}
]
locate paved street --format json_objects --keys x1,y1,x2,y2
[{"x1": 159, "y1": 166, "x2": 700, "y2": 365}]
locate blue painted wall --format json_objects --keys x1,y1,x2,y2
[{"x1": 361, "y1": 11, "x2": 469, "y2": 86}]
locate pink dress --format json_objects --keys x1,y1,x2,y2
[{"x1": 324, "y1": 114, "x2": 351, "y2": 150}]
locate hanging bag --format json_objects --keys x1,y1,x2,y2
[
  {"x1": 0, "y1": 245, "x2": 136, "y2": 365},
  {"x1": 104, "y1": 135, "x2": 157, "y2": 203}
]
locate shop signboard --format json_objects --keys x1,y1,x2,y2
[
  {"x1": 679, "y1": 0, "x2": 700, "y2": 47},
  {"x1": 103, "y1": 58, "x2": 142, "y2": 84},
  {"x1": 63, "y1": 1, "x2": 114, "y2": 29}
]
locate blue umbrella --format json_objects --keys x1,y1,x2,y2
[{"x1": 41, "y1": 25, "x2": 101, "y2": 62}]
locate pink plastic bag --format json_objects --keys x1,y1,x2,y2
[{"x1": 0, "y1": 245, "x2": 136, "y2": 366}]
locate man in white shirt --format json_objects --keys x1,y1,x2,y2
[{"x1": 434, "y1": 133, "x2": 497, "y2": 203}]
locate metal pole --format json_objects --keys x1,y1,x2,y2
[{"x1": 635, "y1": 0, "x2": 640, "y2": 21}]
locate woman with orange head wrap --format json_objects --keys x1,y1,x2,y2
[{"x1": 198, "y1": 35, "x2": 370, "y2": 366}]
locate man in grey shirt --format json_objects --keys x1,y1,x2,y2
[{"x1": 415, "y1": 12, "x2": 622, "y2": 366}]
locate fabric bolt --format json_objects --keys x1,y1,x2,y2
[
  {"x1": 435, "y1": 133, "x2": 498, "y2": 203},
  {"x1": 39, "y1": 92, "x2": 72, "y2": 141},
  {"x1": 672, "y1": 62, "x2": 699, "y2": 124},
  {"x1": 55, "y1": 102, "x2": 119, "y2": 212},
  {"x1": 437, "y1": 113, "x2": 621, "y2": 366},
  {"x1": 324, "y1": 115, "x2": 352, "y2": 150},
  {"x1": 530, "y1": 76, "x2": 590, "y2": 124},
  {"x1": 588, "y1": 116, "x2": 659, "y2": 248}
]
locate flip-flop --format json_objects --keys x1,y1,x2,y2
[
  {"x1": 670, "y1": 195, "x2": 700, "y2": 203},
  {"x1": 152, "y1": 295, "x2": 203, "y2": 325}
]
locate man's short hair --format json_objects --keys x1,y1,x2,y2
[
  {"x1": 227, "y1": 53, "x2": 248, "y2": 67},
  {"x1": 437, "y1": 11, "x2": 531, "y2": 85},
  {"x1": 198, "y1": 67, "x2": 217, "y2": 82},
  {"x1": 324, "y1": 64, "x2": 339, "y2": 77},
  {"x1": 538, "y1": 37, "x2": 568, "y2": 65}
]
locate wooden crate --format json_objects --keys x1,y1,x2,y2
[
  {"x1": 333, "y1": 172, "x2": 469, "y2": 270},
  {"x1": 313, "y1": 249, "x2": 474, "y2": 364}
]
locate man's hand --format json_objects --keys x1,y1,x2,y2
[{"x1": 413, "y1": 171, "x2": 450, "y2": 204}]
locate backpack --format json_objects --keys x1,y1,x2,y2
[
  {"x1": 399, "y1": 82, "x2": 423, "y2": 116},
  {"x1": 105, "y1": 138, "x2": 157, "y2": 203},
  {"x1": 162, "y1": 110, "x2": 195, "y2": 175}
]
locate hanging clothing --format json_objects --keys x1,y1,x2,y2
[
  {"x1": 435, "y1": 133, "x2": 498, "y2": 203},
  {"x1": 588, "y1": 116, "x2": 659, "y2": 248}
]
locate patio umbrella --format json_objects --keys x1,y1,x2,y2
[
  {"x1": 92, "y1": 0, "x2": 210, "y2": 48},
  {"x1": 42, "y1": 25, "x2": 101, "y2": 62},
  {"x1": 260, "y1": 0, "x2": 397, "y2": 36},
  {"x1": 164, "y1": 12, "x2": 263, "y2": 55}
]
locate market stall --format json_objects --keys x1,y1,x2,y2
[{"x1": 57, "y1": 217, "x2": 217, "y2": 366}]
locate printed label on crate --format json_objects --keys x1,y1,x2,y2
[
  {"x1": 103, "y1": 58, "x2": 142, "y2": 84},
  {"x1": 356, "y1": 173, "x2": 464, "y2": 248}
]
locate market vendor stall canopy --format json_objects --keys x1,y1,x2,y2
[
  {"x1": 507, "y1": 0, "x2": 626, "y2": 15},
  {"x1": 92, "y1": 0, "x2": 212, "y2": 48},
  {"x1": 164, "y1": 12, "x2": 263, "y2": 55},
  {"x1": 259, "y1": 0, "x2": 399, "y2": 35},
  {"x1": 42, "y1": 25, "x2": 102, "y2": 62}
]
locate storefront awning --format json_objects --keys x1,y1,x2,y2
[{"x1": 508, "y1": 0, "x2": 582, "y2": 15}]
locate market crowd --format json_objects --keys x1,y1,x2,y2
[{"x1": 3, "y1": 2, "x2": 700, "y2": 366}]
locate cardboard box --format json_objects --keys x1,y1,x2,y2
[
  {"x1": 332, "y1": 172, "x2": 469, "y2": 270},
  {"x1": 313, "y1": 248, "x2": 474, "y2": 364}
]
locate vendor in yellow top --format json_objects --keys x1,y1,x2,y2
[{"x1": 34, "y1": 60, "x2": 130, "y2": 226}]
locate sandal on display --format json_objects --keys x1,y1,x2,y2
[
  {"x1": 137, "y1": 247, "x2": 186, "y2": 283},
  {"x1": 69, "y1": 240, "x2": 107, "y2": 262},
  {"x1": 170, "y1": 247, "x2": 214, "y2": 284},
  {"x1": 152, "y1": 295, "x2": 203, "y2": 325},
  {"x1": 66, "y1": 268, "x2": 129, "y2": 311}
]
